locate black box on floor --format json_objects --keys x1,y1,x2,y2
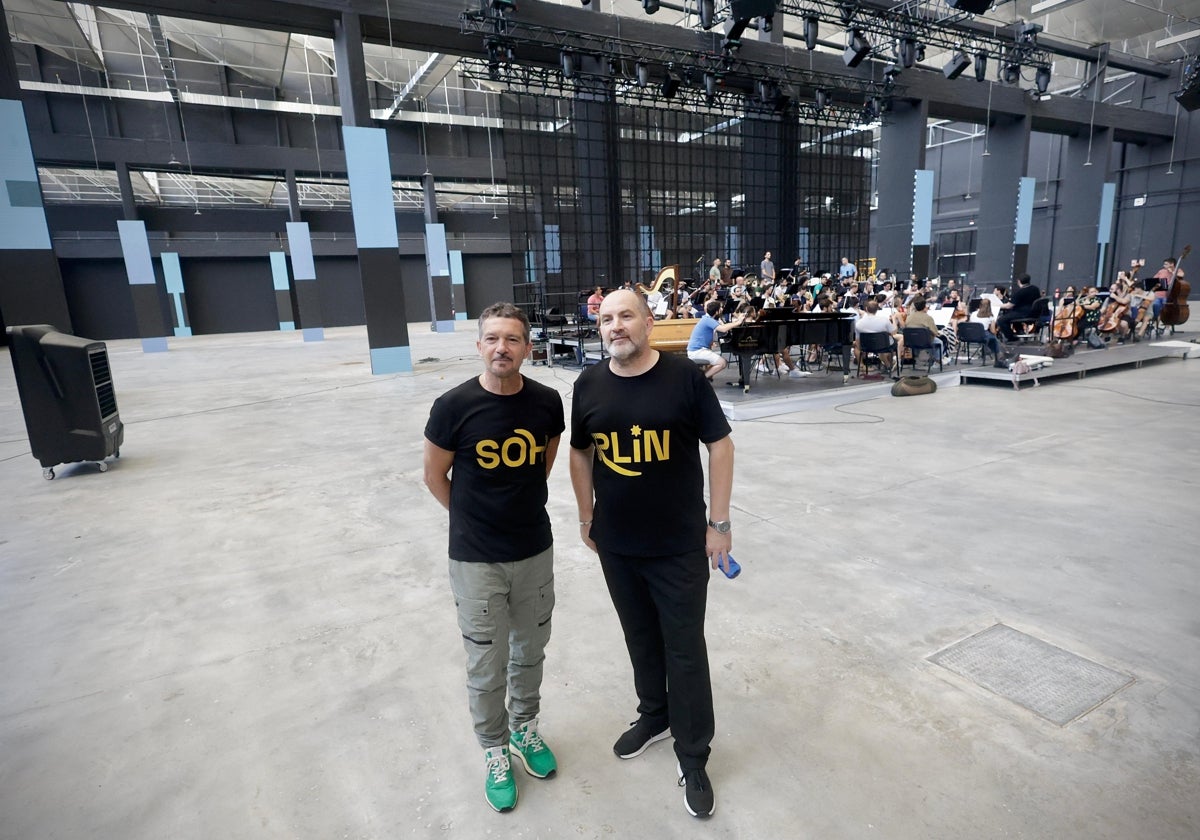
[{"x1": 6, "y1": 324, "x2": 123, "y2": 475}]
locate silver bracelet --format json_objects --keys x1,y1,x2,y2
[{"x1": 579, "y1": 520, "x2": 592, "y2": 526}]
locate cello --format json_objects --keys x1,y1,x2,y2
[
  {"x1": 1052, "y1": 288, "x2": 1083, "y2": 340},
  {"x1": 1098, "y1": 266, "x2": 1138, "y2": 334},
  {"x1": 1161, "y1": 245, "x2": 1191, "y2": 328}
]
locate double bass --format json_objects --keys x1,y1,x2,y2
[{"x1": 1161, "y1": 245, "x2": 1191, "y2": 328}]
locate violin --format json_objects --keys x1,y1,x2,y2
[{"x1": 1161, "y1": 245, "x2": 1192, "y2": 327}]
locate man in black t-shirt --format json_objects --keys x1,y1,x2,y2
[
  {"x1": 424, "y1": 302, "x2": 565, "y2": 814},
  {"x1": 569, "y1": 289, "x2": 736, "y2": 820},
  {"x1": 997, "y1": 273, "x2": 1042, "y2": 340}
]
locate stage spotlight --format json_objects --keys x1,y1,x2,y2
[
  {"x1": 704, "y1": 71, "x2": 717, "y2": 99},
  {"x1": 947, "y1": 0, "x2": 994, "y2": 12},
  {"x1": 974, "y1": 51, "x2": 987, "y2": 82},
  {"x1": 762, "y1": 15, "x2": 773, "y2": 32},
  {"x1": 699, "y1": 0, "x2": 715, "y2": 29},
  {"x1": 1002, "y1": 62, "x2": 1020, "y2": 84},
  {"x1": 1016, "y1": 21, "x2": 1042, "y2": 46},
  {"x1": 642, "y1": 0, "x2": 660, "y2": 11},
  {"x1": 580, "y1": 0, "x2": 590, "y2": 5},
  {"x1": 561, "y1": 49, "x2": 576, "y2": 79},
  {"x1": 723, "y1": 19, "x2": 747, "y2": 51},
  {"x1": 489, "y1": 0, "x2": 516, "y2": 11},
  {"x1": 756, "y1": 79, "x2": 771, "y2": 101},
  {"x1": 636, "y1": 61, "x2": 650, "y2": 87},
  {"x1": 661, "y1": 69, "x2": 681, "y2": 99},
  {"x1": 1035, "y1": 66, "x2": 1051, "y2": 94},
  {"x1": 804, "y1": 15, "x2": 819, "y2": 50},
  {"x1": 898, "y1": 36, "x2": 918, "y2": 69},
  {"x1": 844, "y1": 29, "x2": 870, "y2": 68},
  {"x1": 943, "y1": 51, "x2": 971, "y2": 80},
  {"x1": 814, "y1": 88, "x2": 829, "y2": 112},
  {"x1": 883, "y1": 63, "x2": 900, "y2": 91}
]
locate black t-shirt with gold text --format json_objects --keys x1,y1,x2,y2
[
  {"x1": 425, "y1": 376, "x2": 564, "y2": 563},
  {"x1": 570, "y1": 353, "x2": 731, "y2": 556}
]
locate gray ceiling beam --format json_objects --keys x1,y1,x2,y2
[
  {"x1": 46, "y1": 0, "x2": 1176, "y2": 140},
  {"x1": 29, "y1": 131, "x2": 505, "y2": 181}
]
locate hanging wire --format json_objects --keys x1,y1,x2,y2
[
  {"x1": 1084, "y1": 91, "x2": 1098, "y2": 166},
  {"x1": 1166, "y1": 63, "x2": 1183, "y2": 175},
  {"x1": 302, "y1": 36, "x2": 325, "y2": 181},
  {"x1": 485, "y1": 92, "x2": 498, "y2": 219},
  {"x1": 981, "y1": 81, "x2": 992, "y2": 156}
]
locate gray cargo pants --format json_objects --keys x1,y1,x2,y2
[{"x1": 448, "y1": 547, "x2": 555, "y2": 748}]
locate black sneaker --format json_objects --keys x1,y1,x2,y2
[
  {"x1": 612, "y1": 718, "x2": 670, "y2": 759},
  {"x1": 677, "y1": 763, "x2": 715, "y2": 818}
]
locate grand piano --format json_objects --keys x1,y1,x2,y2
[{"x1": 718, "y1": 309, "x2": 856, "y2": 391}]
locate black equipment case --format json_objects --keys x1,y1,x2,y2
[{"x1": 7, "y1": 324, "x2": 124, "y2": 479}]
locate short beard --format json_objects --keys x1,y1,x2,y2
[{"x1": 604, "y1": 336, "x2": 642, "y2": 361}]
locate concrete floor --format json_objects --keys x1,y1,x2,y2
[{"x1": 1, "y1": 323, "x2": 1198, "y2": 840}]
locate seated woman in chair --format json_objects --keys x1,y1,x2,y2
[
  {"x1": 969, "y1": 298, "x2": 1003, "y2": 357},
  {"x1": 940, "y1": 299, "x2": 969, "y2": 358},
  {"x1": 1077, "y1": 286, "x2": 1104, "y2": 339}
]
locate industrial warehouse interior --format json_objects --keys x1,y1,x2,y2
[{"x1": 2, "y1": 0, "x2": 1199, "y2": 837}]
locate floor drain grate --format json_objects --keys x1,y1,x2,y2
[{"x1": 928, "y1": 624, "x2": 1134, "y2": 726}]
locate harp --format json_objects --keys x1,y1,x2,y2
[{"x1": 635, "y1": 265, "x2": 679, "y2": 297}]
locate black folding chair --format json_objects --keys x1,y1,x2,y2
[
  {"x1": 901, "y1": 327, "x2": 943, "y2": 373},
  {"x1": 955, "y1": 321, "x2": 990, "y2": 365},
  {"x1": 857, "y1": 331, "x2": 897, "y2": 379}
]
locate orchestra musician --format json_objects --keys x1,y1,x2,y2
[
  {"x1": 1127, "y1": 277, "x2": 1157, "y2": 340},
  {"x1": 1099, "y1": 271, "x2": 1135, "y2": 342},
  {"x1": 686, "y1": 299, "x2": 750, "y2": 382},
  {"x1": 1076, "y1": 286, "x2": 1104, "y2": 341},
  {"x1": 1150, "y1": 256, "x2": 1184, "y2": 324}
]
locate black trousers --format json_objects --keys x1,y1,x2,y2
[{"x1": 598, "y1": 547, "x2": 714, "y2": 771}]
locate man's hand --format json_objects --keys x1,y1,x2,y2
[{"x1": 580, "y1": 523, "x2": 598, "y2": 554}]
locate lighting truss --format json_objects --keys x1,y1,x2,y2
[
  {"x1": 461, "y1": 57, "x2": 873, "y2": 129},
  {"x1": 461, "y1": 6, "x2": 893, "y2": 121},
  {"x1": 771, "y1": 1, "x2": 1051, "y2": 82}
]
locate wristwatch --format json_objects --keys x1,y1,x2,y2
[{"x1": 707, "y1": 519, "x2": 732, "y2": 534}]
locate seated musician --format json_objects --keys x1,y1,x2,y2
[
  {"x1": 1150, "y1": 257, "x2": 1183, "y2": 322},
  {"x1": 904, "y1": 296, "x2": 945, "y2": 361},
  {"x1": 941, "y1": 299, "x2": 969, "y2": 357},
  {"x1": 687, "y1": 299, "x2": 749, "y2": 382},
  {"x1": 968, "y1": 298, "x2": 1002, "y2": 356},
  {"x1": 1077, "y1": 286, "x2": 1104, "y2": 338},
  {"x1": 1101, "y1": 273, "x2": 1134, "y2": 342},
  {"x1": 854, "y1": 298, "x2": 901, "y2": 376},
  {"x1": 997, "y1": 274, "x2": 1041, "y2": 340},
  {"x1": 1127, "y1": 281, "x2": 1156, "y2": 340},
  {"x1": 586, "y1": 286, "x2": 604, "y2": 323}
]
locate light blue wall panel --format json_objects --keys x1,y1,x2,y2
[
  {"x1": 1097, "y1": 183, "x2": 1116, "y2": 245},
  {"x1": 118, "y1": 220, "x2": 156, "y2": 285},
  {"x1": 270, "y1": 251, "x2": 290, "y2": 291},
  {"x1": 161, "y1": 251, "x2": 191, "y2": 337},
  {"x1": 343, "y1": 126, "x2": 399, "y2": 249},
  {"x1": 286, "y1": 222, "x2": 316, "y2": 280},
  {"x1": 1015, "y1": 177, "x2": 1036, "y2": 245},
  {"x1": 0, "y1": 99, "x2": 52, "y2": 250},
  {"x1": 426, "y1": 224, "x2": 450, "y2": 276},
  {"x1": 913, "y1": 170, "x2": 934, "y2": 247}
]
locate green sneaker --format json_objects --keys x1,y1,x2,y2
[
  {"x1": 509, "y1": 718, "x2": 558, "y2": 778},
  {"x1": 483, "y1": 745, "x2": 517, "y2": 812}
]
